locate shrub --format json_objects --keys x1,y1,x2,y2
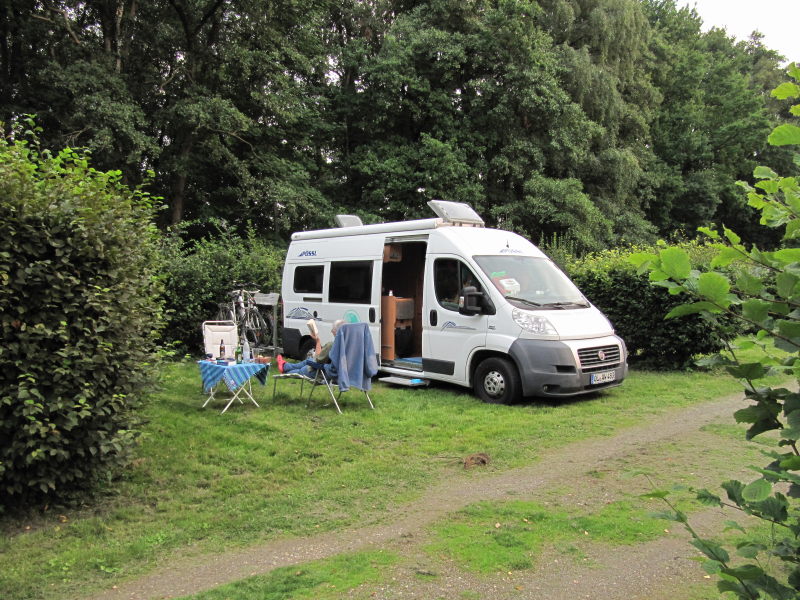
[
  {"x1": 0, "y1": 125, "x2": 163, "y2": 508},
  {"x1": 160, "y1": 227, "x2": 285, "y2": 354},
  {"x1": 567, "y1": 243, "x2": 738, "y2": 369}
]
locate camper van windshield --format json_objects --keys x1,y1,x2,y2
[{"x1": 474, "y1": 255, "x2": 589, "y2": 309}]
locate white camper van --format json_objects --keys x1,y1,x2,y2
[{"x1": 281, "y1": 201, "x2": 627, "y2": 403}]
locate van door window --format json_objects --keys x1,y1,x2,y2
[
  {"x1": 434, "y1": 258, "x2": 482, "y2": 312},
  {"x1": 329, "y1": 260, "x2": 373, "y2": 304},
  {"x1": 294, "y1": 265, "x2": 324, "y2": 293}
]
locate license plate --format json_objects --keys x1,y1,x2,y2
[{"x1": 591, "y1": 370, "x2": 616, "y2": 384}]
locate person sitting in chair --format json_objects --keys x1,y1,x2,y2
[{"x1": 275, "y1": 319, "x2": 344, "y2": 377}]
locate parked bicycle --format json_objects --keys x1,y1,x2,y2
[{"x1": 216, "y1": 283, "x2": 274, "y2": 349}]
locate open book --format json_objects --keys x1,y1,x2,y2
[{"x1": 306, "y1": 319, "x2": 318, "y2": 337}]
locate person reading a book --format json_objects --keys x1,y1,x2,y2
[{"x1": 276, "y1": 319, "x2": 344, "y2": 376}]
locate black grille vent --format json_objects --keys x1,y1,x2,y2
[{"x1": 578, "y1": 345, "x2": 621, "y2": 372}]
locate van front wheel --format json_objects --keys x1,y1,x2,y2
[{"x1": 474, "y1": 357, "x2": 521, "y2": 404}]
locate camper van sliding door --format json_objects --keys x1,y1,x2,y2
[
  {"x1": 325, "y1": 259, "x2": 381, "y2": 354},
  {"x1": 327, "y1": 259, "x2": 379, "y2": 318}
]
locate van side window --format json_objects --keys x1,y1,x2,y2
[
  {"x1": 434, "y1": 259, "x2": 482, "y2": 311},
  {"x1": 329, "y1": 260, "x2": 373, "y2": 304},
  {"x1": 294, "y1": 265, "x2": 324, "y2": 294}
]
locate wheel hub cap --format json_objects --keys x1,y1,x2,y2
[{"x1": 484, "y1": 370, "x2": 506, "y2": 398}]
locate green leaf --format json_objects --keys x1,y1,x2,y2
[
  {"x1": 711, "y1": 246, "x2": 746, "y2": 268},
  {"x1": 785, "y1": 219, "x2": 800, "y2": 239},
  {"x1": 769, "y1": 124, "x2": 800, "y2": 146},
  {"x1": 665, "y1": 301, "x2": 721, "y2": 318},
  {"x1": 736, "y1": 544, "x2": 760, "y2": 559},
  {"x1": 722, "y1": 564, "x2": 764, "y2": 580},
  {"x1": 696, "y1": 489, "x2": 721, "y2": 506},
  {"x1": 773, "y1": 248, "x2": 800, "y2": 264},
  {"x1": 696, "y1": 272, "x2": 730, "y2": 305},
  {"x1": 716, "y1": 581, "x2": 748, "y2": 595},
  {"x1": 779, "y1": 455, "x2": 800, "y2": 470},
  {"x1": 724, "y1": 520, "x2": 746, "y2": 533},
  {"x1": 727, "y1": 362, "x2": 768, "y2": 381},
  {"x1": 691, "y1": 538, "x2": 730, "y2": 563},
  {"x1": 752, "y1": 495, "x2": 789, "y2": 522},
  {"x1": 702, "y1": 560, "x2": 723, "y2": 574},
  {"x1": 777, "y1": 320, "x2": 800, "y2": 350},
  {"x1": 742, "y1": 299, "x2": 770, "y2": 324},
  {"x1": 742, "y1": 479, "x2": 771, "y2": 502},
  {"x1": 722, "y1": 227, "x2": 741, "y2": 244},
  {"x1": 722, "y1": 479, "x2": 744, "y2": 505},
  {"x1": 735, "y1": 272, "x2": 764, "y2": 295},
  {"x1": 697, "y1": 226, "x2": 720, "y2": 239},
  {"x1": 777, "y1": 272, "x2": 799, "y2": 299},
  {"x1": 641, "y1": 489, "x2": 671, "y2": 499},
  {"x1": 627, "y1": 252, "x2": 657, "y2": 269},
  {"x1": 753, "y1": 165, "x2": 779, "y2": 179},
  {"x1": 771, "y1": 82, "x2": 800, "y2": 100},
  {"x1": 658, "y1": 247, "x2": 691, "y2": 280},
  {"x1": 787, "y1": 409, "x2": 800, "y2": 429}
]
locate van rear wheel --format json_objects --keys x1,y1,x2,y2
[
  {"x1": 474, "y1": 357, "x2": 521, "y2": 404},
  {"x1": 298, "y1": 338, "x2": 316, "y2": 360}
]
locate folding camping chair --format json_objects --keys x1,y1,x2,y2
[
  {"x1": 271, "y1": 360, "x2": 332, "y2": 408},
  {"x1": 202, "y1": 320, "x2": 238, "y2": 360},
  {"x1": 272, "y1": 323, "x2": 378, "y2": 413}
]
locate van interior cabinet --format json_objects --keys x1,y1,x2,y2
[{"x1": 381, "y1": 296, "x2": 414, "y2": 360}]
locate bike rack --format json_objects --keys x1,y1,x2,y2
[{"x1": 254, "y1": 292, "x2": 281, "y2": 355}]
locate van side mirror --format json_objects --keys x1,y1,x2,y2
[{"x1": 459, "y1": 286, "x2": 483, "y2": 315}]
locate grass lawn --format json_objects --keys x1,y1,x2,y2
[{"x1": 0, "y1": 358, "x2": 766, "y2": 599}]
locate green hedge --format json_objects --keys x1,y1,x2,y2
[
  {"x1": 567, "y1": 244, "x2": 739, "y2": 369},
  {"x1": 160, "y1": 229, "x2": 285, "y2": 354},
  {"x1": 0, "y1": 131, "x2": 163, "y2": 508}
]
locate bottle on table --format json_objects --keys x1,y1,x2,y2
[
  {"x1": 242, "y1": 339, "x2": 251, "y2": 361},
  {"x1": 235, "y1": 345, "x2": 242, "y2": 363},
  {"x1": 219, "y1": 339, "x2": 225, "y2": 359}
]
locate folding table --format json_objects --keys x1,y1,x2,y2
[{"x1": 197, "y1": 361, "x2": 269, "y2": 414}]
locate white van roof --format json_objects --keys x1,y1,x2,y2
[
  {"x1": 291, "y1": 200, "x2": 486, "y2": 241},
  {"x1": 291, "y1": 217, "x2": 445, "y2": 241}
]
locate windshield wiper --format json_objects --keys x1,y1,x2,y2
[
  {"x1": 542, "y1": 301, "x2": 590, "y2": 308},
  {"x1": 504, "y1": 296, "x2": 542, "y2": 308}
]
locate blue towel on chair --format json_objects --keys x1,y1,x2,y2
[{"x1": 328, "y1": 323, "x2": 378, "y2": 392}]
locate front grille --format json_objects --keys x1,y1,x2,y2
[{"x1": 578, "y1": 345, "x2": 621, "y2": 372}]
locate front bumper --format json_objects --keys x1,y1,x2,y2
[{"x1": 509, "y1": 336, "x2": 628, "y2": 398}]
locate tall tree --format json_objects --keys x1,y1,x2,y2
[
  {"x1": 325, "y1": 0, "x2": 617, "y2": 250},
  {"x1": 537, "y1": 0, "x2": 661, "y2": 242},
  {"x1": 0, "y1": 0, "x2": 331, "y2": 235},
  {"x1": 642, "y1": 0, "x2": 784, "y2": 244}
]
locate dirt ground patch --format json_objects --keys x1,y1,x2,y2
[{"x1": 85, "y1": 393, "x2": 749, "y2": 600}]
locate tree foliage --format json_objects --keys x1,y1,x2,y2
[
  {"x1": 160, "y1": 226, "x2": 285, "y2": 353},
  {"x1": 632, "y1": 64, "x2": 800, "y2": 599},
  {"x1": 0, "y1": 0, "x2": 790, "y2": 249},
  {"x1": 0, "y1": 122, "x2": 164, "y2": 508},
  {"x1": 641, "y1": 0, "x2": 792, "y2": 245}
]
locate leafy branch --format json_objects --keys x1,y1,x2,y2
[{"x1": 633, "y1": 63, "x2": 800, "y2": 599}]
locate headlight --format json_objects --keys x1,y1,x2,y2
[{"x1": 512, "y1": 308, "x2": 558, "y2": 335}]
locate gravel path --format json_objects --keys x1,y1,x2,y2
[{"x1": 86, "y1": 393, "x2": 747, "y2": 600}]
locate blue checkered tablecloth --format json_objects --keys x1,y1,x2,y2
[{"x1": 197, "y1": 361, "x2": 269, "y2": 392}]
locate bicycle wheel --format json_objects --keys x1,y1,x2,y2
[
  {"x1": 243, "y1": 307, "x2": 271, "y2": 348},
  {"x1": 216, "y1": 303, "x2": 236, "y2": 323}
]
